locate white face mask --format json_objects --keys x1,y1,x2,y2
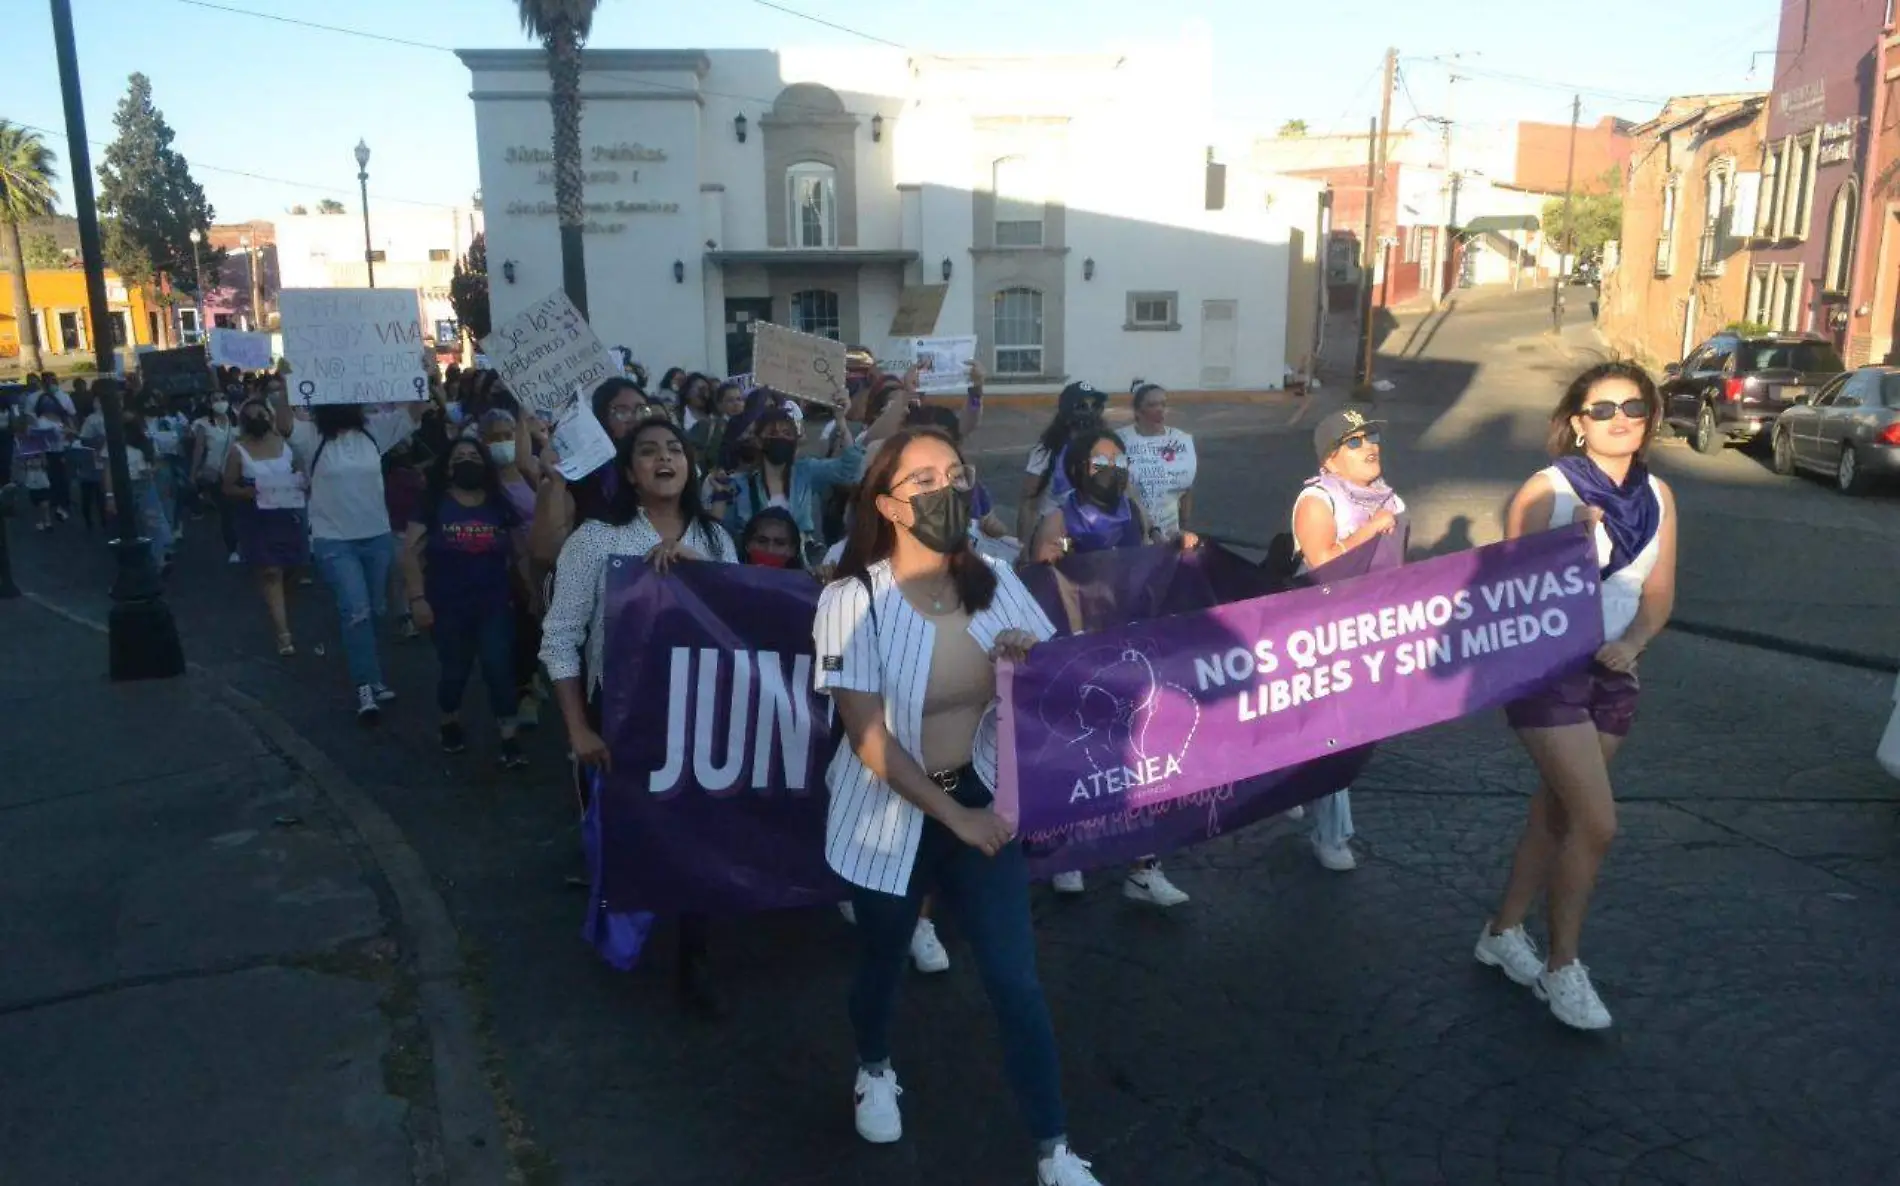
[
  {"x1": 487, "y1": 440, "x2": 517, "y2": 466},
  {"x1": 212, "y1": 400, "x2": 230, "y2": 416}
]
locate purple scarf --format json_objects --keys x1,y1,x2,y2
[
  {"x1": 1304, "y1": 471, "x2": 1399, "y2": 535},
  {"x1": 1060, "y1": 490, "x2": 1143, "y2": 553},
  {"x1": 1553, "y1": 454, "x2": 1658, "y2": 579}
]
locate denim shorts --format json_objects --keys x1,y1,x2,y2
[{"x1": 1504, "y1": 662, "x2": 1640, "y2": 737}]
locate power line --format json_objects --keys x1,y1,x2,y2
[
  {"x1": 746, "y1": 0, "x2": 908, "y2": 48},
  {"x1": 1401, "y1": 56, "x2": 1667, "y2": 108},
  {"x1": 173, "y1": 0, "x2": 450, "y2": 52}
]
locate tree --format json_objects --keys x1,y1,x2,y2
[
  {"x1": 97, "y1": 73, "x2": 216, "y2": 347},
  {"x1": 0, "y1": 121, "x2": 60, "y2": 372},
  {"x1": 288, "y1": 204, "x2": 309, "y2": 215},
  {"x1": 1278, "y1": 120, "x2": 1309, "y2": 138},
  {"x1": 23, "y1": 232, "x2": 66, "y2": 270},
  {"x1": 316, "y1": 198, "x2": 345, "y2": 214},
  {"x1": 450, "y1": 232, "x2": 491, "y2": 342},
  {"x1": 1542, "y1": 167, "x2": 1624, "y2": 263},
  {"x1": 516, "y1": 0, "x2": 602, "y2": 319}
]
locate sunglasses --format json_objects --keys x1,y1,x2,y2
[
  {"x1": 1582, "y1": 398, "x2": 1650, "y2": 422},
  {"x1": 1337, "y1": 430, "x2": 1382, "y2": 451},
  {"x1": 1088, "y1": 453, "x2": 1130, "y2": 472}
]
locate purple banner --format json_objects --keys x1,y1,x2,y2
[{"x1": 995, "y1": 526, "x2": 1604, "y2": 841}]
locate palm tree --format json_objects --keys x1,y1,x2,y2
[
  {"x1": 515, "y1": 0, "x2": 601, "y2": 319},
  {"x1": 0, "y1": 122, "x2": 61, "y2": 374}
]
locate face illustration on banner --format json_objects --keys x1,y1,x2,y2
[{"x1": 1035, "y1": 640, "x2": 1200, "y2": 807}]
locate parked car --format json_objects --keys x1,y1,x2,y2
[
  {"x1": 1769, "y1": 365, "x2": 1900, "y2": 495},
  {"x1": 1661, "y1": 332, "x2": 1845, "y2": 454}
]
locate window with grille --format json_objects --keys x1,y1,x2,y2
[
  {"x1": 992, "y1": 287, "x2": 1043, "y2": 375},
  {"x1": 790, "y1": 289, "x2": 841, "y2": 340},
  {"x1": 1125, "y1": 291, "x2": 1178, "y2": 330},
  {"x1": 787, "y1": 162, "x2": 837, "y2": 248},
  {"x1": 994, "y1": 156, "x2": 1046, "y2": 247}
]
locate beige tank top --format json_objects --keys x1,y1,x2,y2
[{"x1": 917, "y1": 603, "x2": 997, "y2": 774}]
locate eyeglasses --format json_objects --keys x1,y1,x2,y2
[
  {"x1": 1088, "y1": 453, "x2": 1130, "y2": 472},
  {"x1": 1582, "y1": 398, "x2": 1650, "y2": 422},
  {"x1": 1338, "y1": 430, "x2": 1381, "y2": 451},
  {"x1": 606, "y1": 405, "x2": 646, "y2": 423},
  {"x1": 891, "y1": 463, "x2": 977, "y2": 495}
]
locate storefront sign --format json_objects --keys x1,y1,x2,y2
[
  {"x1": 1820, "y1": 118, "x2": 1859, "y2": 167},
  {"x1": 504, "y1": 142, "x2": 669, "y2": 165},
  {"x1": 1779, "y1": 81, "x2": 1825, "y2": 121}
]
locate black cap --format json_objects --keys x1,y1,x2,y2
[
  {"x1": 1059, "y1": 381, "x2": 1105, "y2": 415},
  {"x1": 1312, "y1": 408, "x2": 1385, "y2": 462}
]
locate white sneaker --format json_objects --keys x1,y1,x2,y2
[
  {"x1": 1052, "y1": 871, "x2": 1085, "y2": 895},
  {"x1": 910, "y1": 919, "x2": 950, "y2": 974},
  {"x1": 837, "y1": 901, "x2": 856, "y2": 925},
  {"x1": 1123, "y1": 865, "x2": 1189, "y2": 907},
  {"x1": 371, "y1": 683, "x2": 397, "y2": 703},
  {"x1": 1284, "y1": 804, "x2": 1305, "y2": 821},
  {"x1": 1473, "y1": 923, "x2": 1544, "y2": 987},
  {"x1": 355, "y1": 684, "x2": 381, "y2": 724},
  {"x1": 853, "y1": 1067, "x2": 903, "y2": 1144},
  {"x1": 1534, "y1": 961, "x2": 1613, "y2": 1031},
  {"x1": 1037, "y1": 1143, "x2": 1105, "y2": 1185},
  {"x1": 1311, "y1": 836, "x2": 1358, "y2": 872},
  {"x1": 227, "y1": 551, "x2": 240, "y2": 564}
]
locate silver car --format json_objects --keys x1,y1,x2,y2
[{"x1": 1770, "y1": 366, "x2": 1900, "y2": 495}]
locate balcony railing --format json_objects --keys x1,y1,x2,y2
[{"x1": 1697, "y1": 229, "x2": 1724, "y2": 277}]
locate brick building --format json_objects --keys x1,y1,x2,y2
[
  {"x1": 1514, "y1": 115, "x2": 1635, "y2": 196},
  {"x1": 1600, "y1": 94, "x2": 1769, "y2": 367}
]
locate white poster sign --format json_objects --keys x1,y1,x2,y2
[
  {"x1": 547, "y1": 387, "x2": 618, "y2": 481},
  {"x1": 279, "y1": 288, "x2": 429, "y2": 406},
  {"x1": 479, "y1": 290, "x2": 620, "y2": 414},
  {"x1": 208, "y1": 329, "x2": 274, "y2": 372},
  {"x1": 751, "y1": 322, "x2": 848, "y2": 408},
  {"x1": 906, "y1": 336, "x2": 978, "y2": 394}
]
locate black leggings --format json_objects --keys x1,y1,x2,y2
[{"x1": 77, "y1": 481, "x2": 104, "y2": 530}]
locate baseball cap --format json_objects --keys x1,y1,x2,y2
[
  {"x1": 1312, "y1": 408, "x2": 1385, "y2": 462},
  {"x1": 1058, "y1": 381, "x2": 1106, "y2": 415}
]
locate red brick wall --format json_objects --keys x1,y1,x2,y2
[{"x1": 1516, "y1": 117, "x2": 1633, "y2": 194}]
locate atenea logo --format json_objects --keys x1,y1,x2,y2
[{"x1": 1035, "y1": 642, "x2": 1201, "y2": 806}]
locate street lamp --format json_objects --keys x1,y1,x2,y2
[
  {"x1": 187, "y1": 227, "x2": 205, "y2": 344},
  {"x1": 48, "y1": 0, "x2": 183, "y2": 679},
  {"x1": 354, "y1": 139, "x2": 375, "y2": 288}
]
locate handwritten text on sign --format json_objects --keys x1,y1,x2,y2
[
  {"x1": 751, "y1": 322, "x2": 847, "y2": 408},
  {"x1": 279, "y1": 288, "x2": 429, "y2": 406},
  {"x1": 480, "y1": 291, "x2": 620, "y2": 414},
  {"x1": 208, "y1": 329, "x2": 274, "y2": 372}
]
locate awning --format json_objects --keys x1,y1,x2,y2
[{"x1": 1459, "y1": 215, "x2": 1539, "y2": 234}]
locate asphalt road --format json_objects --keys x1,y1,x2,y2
[{"x1": 7, "y1": 288, "x2": 1900, "y2": 1186}]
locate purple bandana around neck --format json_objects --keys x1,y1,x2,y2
[
  {"x1": 1553, "y1": 454, "x2": 1657, "y2": 579},
  {"x1": 1305, "y1": 471, "x2": 1399, "y2": 536},
  {"x1": 1060, "y1": 490, "x2": 1142, "y2": 552}
]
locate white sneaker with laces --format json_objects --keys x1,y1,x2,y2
[
  {"x1": 910, "y1": 919, "x2": 950, "y2": 973},
  {"x1": 1473, "y1": 923, "x2": 1543, "y2": 987},
  {"x1": 227, "y1": 551, "x2": 240, "y2": 564},
  {"x1": 1037, "y1": 1143, "x2": 1105, "y2": 1186},
  {"x1": 1284, "y1": 804, "x2": 1305, "y2": 821},
  {"x1": 1534, "y1": 961, "x2": 1613, "y2": 1030},
  {"x1": 853, "y1": 1068, "x2": 903, "y2": 1144},
  {"x1": 1051, "y1": 871, "x2": 1085, "y2": 895},
  {"x1": 355, "y1": 684, "x2": 381, "y2": 723},
  {"x1": 1123, "y1": 865, "x2": 1189, "y2": 907},
  {"x1": 1311, "y1": 836, "x2": 1358, "y2": 872}
]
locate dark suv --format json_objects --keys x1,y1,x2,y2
[{"x1": 1661, "y1": 332, "x2": 1846, "y2": 454}]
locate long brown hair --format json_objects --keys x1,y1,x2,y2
[
  {"x1": 838, "y1": 426, "x2": 997, "y2": 613},
  {"x1": 1547, "y1": 360, "x2": 1661, "y2": 460}
]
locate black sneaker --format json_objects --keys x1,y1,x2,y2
[
  {"x1": 355, "y1": 685, "x2": 381, "y2": 725},
  {"x1": 439, "y1": 721, "x2": 467, "y2": 754},
  {"x1": 497, "y1": 737, "x2": 529, "y2": 769}
]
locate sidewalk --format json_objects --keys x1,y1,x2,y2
[{"x1": 0, "y1": 597, "x2": 506, "y2": 1186}]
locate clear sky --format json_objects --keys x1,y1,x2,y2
[{"x1": 3, "y1": 0, "x2": 1774, "y2": 223}]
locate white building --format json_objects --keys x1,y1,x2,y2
[
  {"x1": 274, "y1": 206, "x2": 483, "y2": 345},
  {"x1": 457, "y1": 42, "x2": 1321, "y2": 391}
]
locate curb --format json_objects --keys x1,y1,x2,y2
[
  {"x1": 18, "y1": 591, "x2": 512, "y2": 1186},
  {"x1": 919, "y1": 389, "x2": 1305, "y2": 411},
  {"x1": 1668, "y1": 618, "x2": 1900, "y2": 675}
]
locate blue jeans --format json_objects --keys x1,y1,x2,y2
[
  {"x1": 848, "y1": 768, "x2": 1066, "y2": 1143},
  {"x1": 313, "y1": 534, "x2": 396, "y2": 689},
  {"x1": 1313, "y1": 789, "x2": 1355, "y2": 848},
  {"x1": 432, "y1": 604, "x2": 516, "y2": 721}
]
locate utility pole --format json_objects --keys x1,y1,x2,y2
[
  {"x1": 1356, "y1": 46, "x2": 1398, "y2": 396},
  {"x1": 1551, "y1": 94, "x2": 1581, "y2": 335}
]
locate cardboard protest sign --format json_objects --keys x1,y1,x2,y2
[
  {"x1": 279, "y1": 288, "x2": 429, "y2": 406},
  {"x1": 751, "y1": 322, "x2": 847, "y2": 408},
  {"x1": 480, "y1": 291, "x2": 620, "y2": 413},
  {"x1": 208, "y1": 329, "x2": 274, "y2": 372},
  {"x1": 139, "y1": 346, "x2": 215, "y2": 399}
]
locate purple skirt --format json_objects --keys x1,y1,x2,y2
[{"x1": 237, "y1": 504, "x2": 309, "y2": 568}]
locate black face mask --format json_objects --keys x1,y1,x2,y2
[
  {"x1": 242, "y1": 415, "x2": 271, "y2": 437},
  {"x1": 1082, "y1": 468, "x2": 1127, "y2": 509},
  {"x1": 760, "y1": 439, "x2": 797, "y2": 466},
  {"x1": 450, "y1": 461, "x2": 486, "y2": 491},
  {"x1": 906, "y1": 486, "x2": 972, "y2": 555}
]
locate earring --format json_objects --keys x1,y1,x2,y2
[{"x1": 1574, "y1": 430, "x2": 1586, "y2": 448}]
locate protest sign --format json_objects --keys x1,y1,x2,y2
[
  {"x1": 279, "y1": 288, "x2": 428, "y2": 406},
  {"x1": 479, "y1": 290, "x2": 620, "y2": 413},
  {"x1": 889, "y1": 284, "x2": 948, "y2": 336},
  {"x1": 208, "y1": 329, "x2": 274, "y2": 372},
  {"x1": 751, "y1": 322, "x2": 847, "y2": 408},
  {"x1": 139, "y1": 346, "x2": 214, "y2": 399},
  {"x1": 994, "y1": 527, "x2": 1603, "y2": 843},
  {"x1": 905, "y1": 336, "x2": 978, "y2": 393},
  {"x1": 546, "y1": 386, "x2": 617, "y2": 480}
]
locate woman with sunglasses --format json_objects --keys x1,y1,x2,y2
[
  {"x1": 1017, "y1": 382, "x2": 1108, "y2": 543},
  {"x1": 815, "y1": 425, "x2": 1107, "y2": 1186},
  {"x1": 1028, "y1": 429, "x2": 1191, "y2": 909},
  {"x1": 1477, "y1": 362, "x2": 1676, "y2": 1032},
  {"x1": 541, "y1": 418, "x2": 739, "y2": 1016},
  {"x1": 1290, "y1": 410, "x2": 1407, "y2": 872}
]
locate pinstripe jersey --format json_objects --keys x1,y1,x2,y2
[{"x1": 812, "y1": 556, "x2": 1055, "y2": 895}]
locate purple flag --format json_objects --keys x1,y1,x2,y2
[{"x1": 994, "y1": 526, "x2": 1604, "y2": 847}]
